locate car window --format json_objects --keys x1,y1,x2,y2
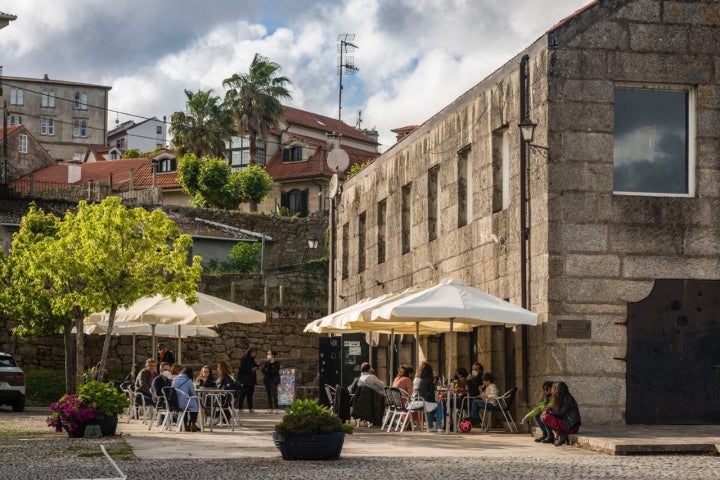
[{"x1": 0, "y1": 355, "x2": 17, "y2": 367}]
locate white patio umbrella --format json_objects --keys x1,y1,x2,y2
[
  {"x1": 78, "y1": 322, "x2": 218, "y2": 367},
  {"x1": 369, "y1": 278, "x2": 538, "y2": 383},
  {"x1": 86, "y1": 292, "x2": 266, "y2": 362},
  {"x1": 304, "y1": 289, "x2": 473, "y2": 383},
  {"x1": 369, "y1": 278, "x2": 538, "y2": 433}
]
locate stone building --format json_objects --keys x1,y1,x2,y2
[
  {"x1": 0, "y1": 75, "x2": 111, "y2": 161},
  {"x1": 336, "y1": 0, "x2": 720, "y2": 425}
]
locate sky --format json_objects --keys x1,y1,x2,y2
[{"x1": 0, "y1": 0, "x2": 591, "y2": 152}]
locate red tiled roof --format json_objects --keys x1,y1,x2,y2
[
  {"x1": 265, "y1": 132, "x2": 378, "y2": 181},
  {"x1": 282, "y1": 106, "x2": 377, "y2": 145},
  {"x1": 12, "y1": 157, "x2": 182, "y2": 191},
  {"x1": 0, "y1": 124, "x2": 22, "y2": 140},
  {"x1": 549, "y1": 0, "x2": 598, "y2": 32}
]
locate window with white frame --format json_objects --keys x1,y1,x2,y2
[
  {"x1": 73, "y1": 119, "x2": 87, "y2": 138},
  {"x1": 9, "y1": 87, "x2": 23, "y2": 105},
  {"x1": 18, "y1": 134, "x2": 27, "y2": 153},
  {"x1": 9, "y1": 114, "x2": 22, "y2": 125},
  {"x1": 613, "y1": 85, "x2": 695, "y2": 196},
  {"x1": 158, "y1": 158, "x2": 177, "y2": 172},
  {"x1": 74, "y1": 91, "x2": 88, "y2": 110},
  {"x1": 40, "y1": 117, "x2": 55, "y2": 136},
  {"x1": 41, "y1": 89, "x2": 55, "y2": 108}
]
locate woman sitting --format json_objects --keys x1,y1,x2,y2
[
  {"x1": 539, "y1": 381, "x2": 581, "y2": 446},
  {"x1": 195, "y1": 365, "x2": 216, "y2": 388},
  {"x1": 392, "y1": 365, "x2": 414, "y2": 395},
  {"x1": 413, "y1": 362, "x2": 444, "y2": 432},
  {"x1": 171, "y1": 365, "x2": 200, "y2": 432}
]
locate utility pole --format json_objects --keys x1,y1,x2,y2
[
  {"x1": 337, "y1": 34, "x2": 358, "y2": 121},
  {"x1": 1, "y1": 65, "x2": 6, "y2": 186}
]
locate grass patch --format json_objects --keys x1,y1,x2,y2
[
  {"x1": 71, "y1": 442, "x2": 135, "y2": 460},
  {"x1": 26, "y1": 368, "x2": 127, "y2": 404}
]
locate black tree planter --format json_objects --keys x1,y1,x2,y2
[{"x1": 272, "y1": 431, "x2": 345, "y2": 460}]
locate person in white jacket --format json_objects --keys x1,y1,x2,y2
[{"x1": 469, "y1": 372, "x2": 499, "y2": 426}]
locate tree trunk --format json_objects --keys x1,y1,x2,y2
[
  {"x1": 74, "y1": 312, "x2": 85, "y2": 390},
  {"x1": 98, "y1": 306, "x2": 117, "y2": 377},
  {"x1": 63, "y1": 318, "x2": 75, "y2": 394},
  {"x1": 249, "y1": 134, "x2": 257, "y2": 166}
]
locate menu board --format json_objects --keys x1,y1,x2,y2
[{"x1": 278, "y1": 368, "x2": 295, "y2": 406}]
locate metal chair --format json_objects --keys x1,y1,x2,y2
[{"x1": 481, "y1": 387, "x2": 519, "y2": 433}]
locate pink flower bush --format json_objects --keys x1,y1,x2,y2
[{"x1": 47, "y1": 394, "x2": 99, "y2": 434}]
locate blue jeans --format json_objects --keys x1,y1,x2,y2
[
  {"x1": 535, "y1": 414, "x2": 551, "y2": 438},
  {"x1": 470, "y1": 399, "x2": 494, "y2": 422},
  {"x1": 427, "y1": 402, "x2": 444, "y2": 429}
]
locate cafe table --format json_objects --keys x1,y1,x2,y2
[
  {"x1": 197, "y1": 387, "x2": 237, "y2": 432},
  {"x1": 437, "y1": 386, "x2": 465, "y2": 433}
]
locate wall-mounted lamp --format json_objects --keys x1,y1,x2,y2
[
  {"x1": 375, "y1": 280, "x2": 385, "y2": 288},
  {"x1": 307, "y1": 237, "x2": 319, "y2": 249},
  {"x1": 338, "y1": 294, "x2": 347, "y2": 301},
  {"x1": 518, "y1": 118, "x2": 537, "y2": 144},
  {"x1": 518, "y1": 118, "x2": 549, "y2": 155}
]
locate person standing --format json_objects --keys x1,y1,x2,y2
[
  {"x1": 261, "y1": 350, "x2": 281, "y2": 413},
  {"x1": 156, "y1": 343, "x2": 175, "y2": 366},
  {"x1": 236, "y1": 347, "x2": 259, "y2": 413}
]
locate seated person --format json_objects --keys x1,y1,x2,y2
[
  {"x1": 151, "y1": 362, "x2": 173, "y2": 408},
  {"x1": 521, "y1": 380, "x2": 554, "y2": 443},
  {"x1": 171, "y1": 366, "x2": 201, "y2": 432},
  {"x1": 356, "y1": 362, "x2": 386, "y2": 395},
  {"x1": 134, "y1": 358, "x2": 157, "y2": 406},
  {"x1": 469, "y1": 372, "x2": 499, "y2": 425},
  {"x1": 392, "y1": 365, "x2": 414, "y2": 395},
  {"x1": 414, "y1": 362, "x2": 444, "y2": 432},
  {"x1": 539, "y1": 381, "x2": 581, "y2": 446},
  {"x1": 453, "y1": 367, "x2": 469, "y2": 391},
  {"x1": 466, "y1": 362, "x2": 484, "y2": 398},
  {"x1": 195, "y1": 365, "x2": 216, "y2": 388}
]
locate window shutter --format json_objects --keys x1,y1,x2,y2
[{"x1": 300, "y1": 189, "x2": 309, "y2": 217}]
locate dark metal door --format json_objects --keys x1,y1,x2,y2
[{"x1": 627, "y1": 279, "x2": 720, "y2": 424}]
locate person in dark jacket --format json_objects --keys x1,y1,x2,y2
[
  {"x1": 262, "y1": 350, "x2": 281, "y2": 413},
  {"x1": 236, "y1": 347, "x2": 259, "y2": 412},
  {"x1": 540, "y1": 381, "x2": 581, "y2": 446},
  {"x1": 156, "y1": 343, "x2": 175, "y2": 366}
]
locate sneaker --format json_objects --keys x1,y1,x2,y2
[
  {"x1": 428, "y1": 426, "x2": 437, "y2": 432},
  {"x1": 249, "y1": 409, "x2": 256, "y2": 414},
  {"x1": 213, "y1": 416, "x2": 222, "y2": 426}
]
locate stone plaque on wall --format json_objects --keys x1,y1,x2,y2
[{"x1": 556, "y1": 320, "x2": 591, "y2": 339}]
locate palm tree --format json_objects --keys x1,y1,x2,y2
[
  {"x1": 169, "y1": 89, "x2": 233, "y2": 158},
  {"x1": 223, "y1": 53, "x2": 292, "y2": 165}
]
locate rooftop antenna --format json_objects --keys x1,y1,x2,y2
[
  {"x1": 356, "y1": 110, "x2": 363, "y2": 129},
  {"x1": 337, "y1": 33, "x2": 358, "y2": 121}
]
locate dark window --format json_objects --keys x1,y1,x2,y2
[
  {"x1": 282, "y1": 145, "x2": 303, "y2": 162},
  {"x1": 457, "y1": 146, "x2": 471, "y2": 227},
  {"x1": 377, "y1": 198, "x2": 386, "y2": 264},
  {"x1": 227, "y1": 136, "x2": 266, "y2": 169},
  {"x1": 342, "y1": 222, "x2": 349, "y2": 279},
  {"x1": 158, "y1": 158, "x2": 177, "y2": 172},
  {"x1": 358, "y1": 212, "x2": 366, "y2": 273},
  {"x1": 280, "y1": 189, "x2": 309, "y2": 217},
  {"x1": 614, "y1": 86, "x2": 694, "y2": 195},
  {"x1": 428, "y1": 166, "x2": 439, "y2": 242},
  {"x1": 401, "y1": 183, "x2": 412, "y2": 255},
  {"x1": 492, "y1": 129, "x2": 509, "y2": 212}
]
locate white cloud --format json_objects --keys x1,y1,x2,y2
[{"x1": 0, "y1": 0, "x2": 591, "y2": 151}]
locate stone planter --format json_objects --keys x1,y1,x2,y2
[
  {"x1": 272, "y1": 431, "x2": 344, "y2": 460},
  {"x1": 98, "y1": 414, "x2": 118, "y2": 436}
]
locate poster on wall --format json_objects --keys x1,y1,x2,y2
[{"x1": 278, "y1": 368, "x2": 295, "y2": 406}]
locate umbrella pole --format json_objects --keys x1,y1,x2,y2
[
  {"x1": 389, "y1": 328, "x2": 395, "y2": 384},
  {"x1": 152, "y1": 325, "x2": 156, "y2": 363},
  {"x1": 132, "y1": 334, "x2": 136, "y2": 374},
  {"x1": 177, "y1": 325, "x2": 182, "y2": 364},
  {"x1": 415, "y1": 322, "x2": 420, "y2": 365},
  {"x1": 447, "y1": 318, "x2": 455, "y2": 434}
]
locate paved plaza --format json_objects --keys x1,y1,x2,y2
[{"x1": 2, "y1": 406, "x2": 720, "y2": 479}]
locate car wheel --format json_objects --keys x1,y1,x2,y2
[{"x1": 12, "y1": 396, "x2": 25, "y2": 412}]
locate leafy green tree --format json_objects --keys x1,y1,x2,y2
[
  {"x1": 223, "y1": 53, "x2": 292, "y2": 166},
  {"x1": 124, "y1": 149, "x2": 142, "y2": 158},
  {"x1": 228, "y1": 242, "x2": 261, "y2": 273},
  {"x1": 170, "y1": 89, "x2": 233, "y2": 158},
  {"x1": 177, "y1": 155, "x2": 271, "y2": 209},
  {"x1": 236, "y1": 164, "x2": 273, "y2": 204},
  {"x1": 0, "y1": 197, "x2": 202, "y2": 392}
]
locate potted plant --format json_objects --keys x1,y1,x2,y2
[
  {"x1": 47, "y1": 394, "x2": 99, "y2": 438},
  {"x1": 273, "y1": 398, "x2": 353, "y2": 460},
  {"x1": 77, "y1": 380, "x2": 128, "y2": 436}
]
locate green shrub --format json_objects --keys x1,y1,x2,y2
[
  {"x1": 78, "y1": 380, "x2": 128, "y2": 417},
  {"x1": 274, "y1": 398, "x2": 353, "y2": 436}
]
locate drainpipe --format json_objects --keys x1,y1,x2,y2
[{"x1": 519, "y1": 54, "x2": 530, "y2": 404}]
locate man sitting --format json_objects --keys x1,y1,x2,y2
[
  {"x1": 469, "y1": 372, "x2": 499, "y2": 426},
  {"x1": 356, "y1": 362, "x2": 386, "y2": 395},
  {"x1": 135, "y1": 358, "x2": 157, "y2": 406}
]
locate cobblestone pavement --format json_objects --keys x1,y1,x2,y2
[{"x1": 2, "y1": 406, "x2": 719, "y2": 480}]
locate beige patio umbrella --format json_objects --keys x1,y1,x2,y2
[
  {"x1": 370, "y1": 278, "x2": 538, "y2": 376},
  {"x1": 80, "y1": 322, "x2": 219, "y2": 367},
  {"x1": 86, "y1": 292, "x2": 265, "y2": 362}
]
